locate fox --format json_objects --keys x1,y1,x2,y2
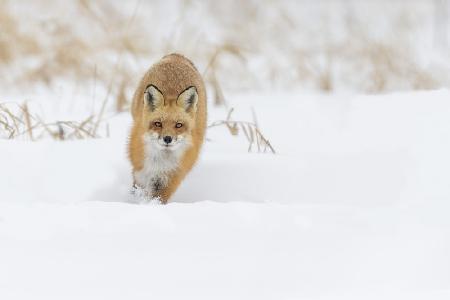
[{"x1": 128, "y1": 53, "x2": 207, "y2": 204}]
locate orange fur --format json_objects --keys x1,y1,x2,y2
[{"x1": 128, "y1": 53, "x2": 207, "y2": 203}]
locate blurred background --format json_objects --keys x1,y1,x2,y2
[{"x1": 1, "y1": 0, "x2": 450, "y2": 122}]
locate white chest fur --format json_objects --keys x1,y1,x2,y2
[{"x1": 134, "y1": 134, "x2": 186, "y2": 197}]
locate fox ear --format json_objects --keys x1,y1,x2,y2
[
  {"x1": 177, "y1": 86, "x2": 198, "y2": 112},
  {"x1": 144, "y1": 85, "x2": 164, "y2": 111}
]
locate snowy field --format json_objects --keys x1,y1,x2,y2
[
  {"x1": 1, "y1": 90, "x2": 450, "y2": 299},
  {"x1": 2, "y1": 0, "x2": 450, "y2": 299}
]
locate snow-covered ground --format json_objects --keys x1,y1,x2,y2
[
  {"x1": 2, "y1": 1, "x2": 450, "y2": 298},
  {"x1": 1, "y1": 90, "x2": 450, "y2": 299}
]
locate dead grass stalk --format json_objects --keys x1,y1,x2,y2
[{"x1": 208, "y1": 108, "x2": 275, "y2": 154}]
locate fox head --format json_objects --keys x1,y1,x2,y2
[{"x1": 141, "y1": 84, "x2": 198, "y2": 151}]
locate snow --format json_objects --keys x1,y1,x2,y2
[
  {"x1": 2, "y1": 0, "x2": 450, "y2": 298},
  {"x1": 1, "y1": 90, "x2": 450, "y2": 299}
]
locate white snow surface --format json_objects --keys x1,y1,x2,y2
[{"x1": 1, "y1": 90, "x2": 450, "y2": 299}]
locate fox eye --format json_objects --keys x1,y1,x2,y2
[
  {"x1": 175, "y1": 122, "x2": 183, "y2": 128},
  {"x1": 154, "y1": 121, "x2": 162, "y2": 127}
]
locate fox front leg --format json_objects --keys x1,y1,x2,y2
[{"x1": 153, "y1": 173, "x2": 185, "y2": 204}]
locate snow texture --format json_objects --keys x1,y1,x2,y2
[{"x1": 1, "y1": 91, "x2": 450, "y2": 299}]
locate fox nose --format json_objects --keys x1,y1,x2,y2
[{"x1": 163, "y1": 136, "x2": 172, "y2": 144}]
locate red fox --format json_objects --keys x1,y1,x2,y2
[{"x1": 128, "y1": 53, "x2": 207, "y2": 203}]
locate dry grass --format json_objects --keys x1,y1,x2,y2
[
  {"x1": 203, "y1": 44, "x2": 246, "y2": 107},
  {"x1": 0, "y1": 1, "x2": 444, "y2": 98},
  {"x1": 0, "y1": 101, "x2": 276, "y2": 156},
  {"x1": 208, "y1": 108, "x2": 275, "y2": 154},
  {"x1": 0, "y1": 3, "x2": 39, "y2": 64},
  {"x1": 0, "y1": 103, "x2": 108, "y2": 140},
  {"x1": 0, "y1": 0, "x2": 146, "y2": 114}
]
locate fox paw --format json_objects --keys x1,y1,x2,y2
[{"x1": 130, "y1": 185, "x2": 162, "y2": 205}]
